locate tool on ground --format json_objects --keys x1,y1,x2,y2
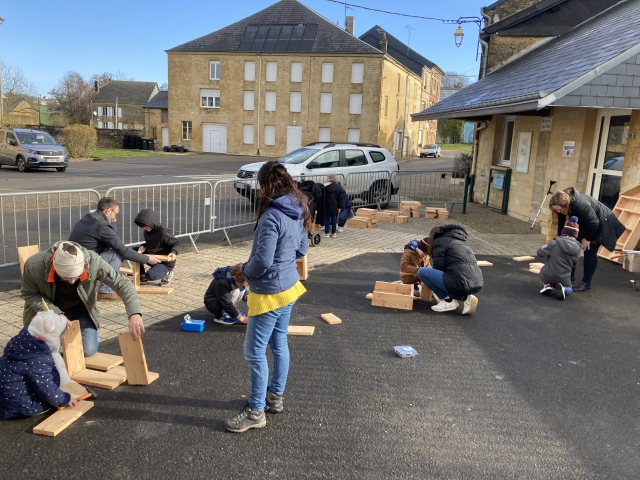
[
  {"x1": 57, "y1": 387, "x2": 97, "y2": 410},
  {"x1": 531, "y1": 180, "x2": 557, "y2": 230}
]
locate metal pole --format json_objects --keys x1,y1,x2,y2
[{"x1": 531, "y1": 180, "x2": 556, "y2": 229}]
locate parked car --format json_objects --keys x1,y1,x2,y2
[
  {"x1": 234, "y1": 142, "x2": 400, "y2": 208},
  {"x1": 419, "y1": 144, "x2": 441, "y2": 158},
  {"x1": 0, "y1": 128, "x2": 68, "y2": 172}
]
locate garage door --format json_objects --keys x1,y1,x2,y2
[
  {"x1": 203, "y1": 123, "x2": 227, "y2": 153},
  {"x1": 286, "y1": 126, "x2": 302, "y2": 153}
]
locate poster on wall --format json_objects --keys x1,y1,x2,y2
[
  {"x1": 514, "y1": 131, "x2": 532, "y2": 173},
  {"x1": 562, "y1": 141, "x2": 575, "y2": 157},
  {"x1": 540, "y1": 117, "x2": 553, "y2": 131}
]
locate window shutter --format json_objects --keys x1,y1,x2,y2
[
  {"x1": 244, "y1": 91, "x2": 255, "y2": 111},
  {"x1": 347, "y1": 129, "x2": 360, "y2": 143},
  {"x1": 290, "y1": 92, "x2": 302, "y2": 112},
  {"x1": 320, "y1": 93, "x2": 332, "y2": 114},
  {"x1": 351, "y1": 63, "x2": 364, "y2": 84},
  {"x1": 264, "y1": 125, "x2": 276, "y2": 145},
  {"x1": 244, "y1": 62, "x2": 256, "y2": 81},
  {"x1": 265, "y1": 91, "x2": 276, "y2": 111},
  {"x1": 319, "y1": 127, "x2": 330, "y2": 142},
  {"x1": 243, "y1": 124, "x2": 254, "y2": 144},
  {"x1": 291, "y1": 62, "x2": 303, "y2": 82},
  {"x1": 349, "y1": 94, "x2": 362, "y2": 114},
  {"x1": 266, "y1": 62, "x2": 277, "y2": 81},
  {"x1": 321, "y1": 63, "x2": 334, "y2": 83}
]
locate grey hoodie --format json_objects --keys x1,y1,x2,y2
[{"x1": 537, "y1": 235, "x2": 582, "y2": 286}]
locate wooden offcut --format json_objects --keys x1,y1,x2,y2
[
  {"x1": 108, "y1": 365, "x2": 127, "y2": 379},
  {"x1": 395, "y1": 215, "x2": 409, "y2": 224},
  {"x1": 132, "y1": 261, "x2": 174, "y2": 294},
  {"x1": 425, "y1": 208, "x2": 438, "y2": 219},
  {"x1": 119, "y1": 266, "x2": 134, "y2": 276},
  {"x1": 477, "y1": 261, "x2": 494, "y2": 267},
  {"x1": 356, "y1": 208, "x2": 379, "y2": 218},
  {"x1": 400, "y1": 201, "x2": 421, "y2": 207},
  {"x1": 17, "y1": 245, "x2": 40, "y2": 276},
  {"x1": 346, "y1": 217, "x2": 370, "y2": 229},
  {"x1": 71, "y1": 369, "x2": 125, "y2": 390},
  {"x1": 376, "y1": 212, "x2": 395, "y2": 222},
  {"x1": 296, "y1": 255, "x2": 308, "y2": 281},
  {"x1": 320, "y1": 313, "x2": 342, "y2": 324},
  {"x1": 117, "y1": 332, "x2": 159, "y2": 385},
  {"x1": 513, "y1": 256, "x2": 536, "y2": 262},
  {"x1": 60, "y1": 380, "x2": 89, "y2": 398},
  {"x1": 84, "y1": 352, "x2": 123, "y2": 372},
  {"x1": 288, "y1": 325, "x2": 315, "y2": 336},
  {"x1": 33, "y1": 401, "x2": 94, "y2": 437},
  {"x1": 420, "y1": 283, "x2": 433, "y2": 302},
  {"x1": 365, "y1": 293, "x2": 373, "y2": 299},
  {"x1": 372, "y1": 291, "x2": 414, "y2": 310},
  {"x1": 374, "y1": 281, "x2": 412, "y2": 295}
]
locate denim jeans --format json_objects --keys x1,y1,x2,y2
[
  {"x1": 338, "y1": 208, "x2": 351, "y2": 227},
  {"x1": 66, "y1": 309, "x2": 99, "y2": 357},
  {"x1": 324, "y1": 214, "x2": 337, "y2": 234},
  {"x1": 244, "y1": 302, "x2": 294, "y2": 411},
  {"x1": 417, "y1": 267, "x2": 465, "y2": 301},
  {"x1": 132, "y1": 246, "x2": 170, "y2": 280},
  {"x1": 98, "y1": 249, "x2": 122, "y2": 294}
]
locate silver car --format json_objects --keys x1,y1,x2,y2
[
  {"x1": 0, "y1": 128, "x2": 68, "y2": 172},
  {"x1": 419, "y1": 144, "x2": 441, "y2": 158}
]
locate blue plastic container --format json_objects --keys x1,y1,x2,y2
[{"x1": 182, "y1": 320, "x2": 205, "y2": 332}]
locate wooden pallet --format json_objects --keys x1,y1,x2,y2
[{"x1": 598, "y1": 184, "x2": 640, "y2": 263}]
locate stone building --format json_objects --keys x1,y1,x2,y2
[
  {"x1": 2, "y1": 98, "x2": 39, "y2": 126},
  {"x1": 144, "y1": 90, "x2": 169, "y2": 149},
  {"x1": 413, "y1": 0, "x2": 640, "y2": 233},
  {"x1": 90, "y1": 80, "x2": 159, "y2": 131},
  {"x1": 165, "y1": 0, "x2": 441, "y2": 157}
]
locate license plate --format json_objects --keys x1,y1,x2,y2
[{"x1": 46, "y1": 157, "x2": 61, "y2": 163}]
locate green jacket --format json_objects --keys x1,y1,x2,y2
[{"x1": 21, "y1": 241, "x2": 142, "y2": 328}]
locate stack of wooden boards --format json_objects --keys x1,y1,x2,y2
[
  {"x1": 367, "y1": 281, "x2": 433, "y2": 311},
  {"x1": 425, "y1": 207, "x2": 449, "y2": 219},
  {"x1": 345, "y1": 201, "x2": 452, "y2": 228}
]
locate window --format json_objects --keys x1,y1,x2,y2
[
  {"x1": 107, "y1": 122, "x2": 114, "y2": 129},
  {"x1": 397, "y1": 74, "x2": 401, "y2": 92},
  {"x1": 244, "y1": 91, "x2": 255, "y2": 111},
  {"x1": 370, "y1": 151, "x2": 386, "y2": 163},
  {"x1": 384, "y1": 96, "x2": 388, "y2": 116},
  {"x1": 118, "y1": 122, "x2": 122, "y2": 130},
  {"x1": 291, "y1": 62, "x2": 303, "y2": 82},
  {"x1": 395, "y1": 100, "x2": 399, "y2": 119},
  {"x1": 349, "y1": 94, "x2": 362, "y2": 115},
  {"x1": 499, "y1": 117, "x2": 516, "y2": 166},
  {"x1": 345, "y1": 149, "x2": 367, "y2": 166},
  {"x1": 97, "y1": 121, "x2": 103, "y2": 129},
  {"x1": 321, "y1": 63, "x2": 334, "y2": 83},
  {"x1": 312, "y1": 150, "x2": 340, "y2": 169},
  {"x1": 108, "y1": 107, "x2": 114, "y2": 116},
  {"x1": 161, "y1": 109, "x2": 168, "y2": 123},
  {"x1": 264, "y1": 125, "x2": 276, "y2": 145},
  {"x1": 117, "y1": 107, "x2": 122, "y2": 117},
  {"x1": 266, "y1": 62, "x2": 277, "y2": 82},
  {"x1": 243, "y1": 124, "x2": 254, "y2": 144},
  {"x1": 347, "y1": 129, "x2": 360, "y2": 143},
  {"x1": 123, "y1": 124, "x2": 129, "y2": 129},
  {"x1": 265, "y1": 91, "x2": 276, "y2": 112},
  {"x1": 210, "y1": 61, "x2": 220, "y2": 80},
  {"x1": 351, "y1": 63, "x2": 364, "y2": 83},
  {"x1": 319, "y1": 127, "x2": 331, "y2": 142},
  {"x1": 421, "y1": 101, "x2": 425, "y2": 111},
  {"x1": 244, "y1": 62, "x2": 255, "y2": 81},
  {"x1": 290, "y1": 92, "x2": 302, "y2": 112},
  {"x1": 201, "y1": 89, "x2": 220, "y2": 108},
  {"x1": 182, "y1": 121, "x2": 192, "y2": 140},
  {"x1": 320, "y1": 93, "x2": 332, "y2": 114}
]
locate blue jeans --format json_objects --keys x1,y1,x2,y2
[
  {"x1": 324, "y1": 214, "x2": 337, "y2": 234},
  {"x1": 417, "y1": 267, "x2": 465, "y2": 301},
  {"x1": 66, "y1": 309, "x2": 99, "y2": 357},
  {"x1": 244, "y1": 302, "x2": 294, "y2": 411},
  {"x1": 338, "y1": 208, "x2": 351, "y2": 227},
  {"x1": 132, "y1": 248, "x2": 170, "y2": 280},
  {"x1": 98, "y1": 249, "x2": 122, "y2": 294}
]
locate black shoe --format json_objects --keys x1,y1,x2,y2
[
  {"x1": 571, "y1": 275, "x2": 576, "y2": 282},
  {"x1": 555, "y1": 283, "x2": 565, "y2": 301},
  {"x1": 265, "y1": 390, "x2": 283, "y2": 413},
  {"x1": 573, "y1": 282, "x2": 591, "y2": 292}
]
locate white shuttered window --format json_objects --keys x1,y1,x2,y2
[
  {"x1": 243, "y1": 124, "x2": 254, "y2": 144},
  {"x1": 244, "y1": 91, "x2": 255, "y2": 111},
  {"x1": 351, "y1": 63, "x2": 364, "y2": 83},
  {"x1": 347, "y1": 129, "x2": 360, "y2": 142},
  {"x1": 265, "y1": 91, "x2": 276, "y2": 112},
  {"x1": 320, "y1": 93, "x2": 332, "y2": 114},
  {"x1": 319, "y1": 127, "x2": 331, "y2": 142},
  {"x1": 244, "y1": 62, "x2": 255, "y2": 81},
  {"x1": 290, "y1": 92, "x2": 302, "y2": 112},
  {"x1": 321, "y1": 63, "x2": 334, "y2": 83},
  {"x1": 349, "y1": 94, "x2": 363, "y2": 114},
  {"x1": 291, "y1": 62, "x2": 303, "y2": 82},
  {"x1": 266, "y1": 62, "x2": 278, "y2": 81},
  {"x1": 264, "y1": 125, "x2": 276, "y2": 145}
]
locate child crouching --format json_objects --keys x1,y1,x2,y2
[
  {"x1": 400, "y1": 237, "x2": 430, "y2": 297},
  {"x1": 133, "y1": 209, "x2": 180, "y2": 287},
  {"x1": 204, "y1": 264, "x2": 249, "y2": 325}
]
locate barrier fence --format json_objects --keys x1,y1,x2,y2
[{"x1": 390, "y1": 171, "x2": 467, "y2": 210}]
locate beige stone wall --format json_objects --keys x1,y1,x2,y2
[
  {"x1": 486, "y1": 35, "x2": 549, "y2": 72},
  {"x1": 473, "y1": 119, "x2": 498, "y2": 205},
  {"x1": 621, "y1": 110, "x2": 640, "y2": 192},
  {"x1": 147, "y1": 108, "x2": 168, "y2": 149},
  {"x1": 484, "y1": 0, "x2": 540, "y2": 22}
]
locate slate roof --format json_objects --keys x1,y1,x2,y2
[
  {"x1": 167, "y1": 0, "x2": 380, "y2": 55},
  {"x1": 412, "y1": 0, "x2": 640, "y2": 120},
  {"x1": 145, "y1": 90, "x2": 168, "y2": 109},
  {"x1": 91, "y1": 81, "x2": 159, "y2": 105},
  {"x1": 359, "y1": 25, "x2": 439, "y2": 76},
  {"x1": 440, "y1": 88, "x2": 461, "y2": 100}
]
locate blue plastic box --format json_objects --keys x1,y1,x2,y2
[{"x1": 182, "y1": 320, "x2": 205, "y2": 332}]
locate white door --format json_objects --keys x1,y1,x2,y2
[
  {"x1": 161, "y1": 128, "x2": 169, "y2": 148},
  {"x1": 286, "y1": 126, "x2": 302, "y2": 153},
  {"x1": 202, "y1": 123, "x2": 227, "y2": 153}
]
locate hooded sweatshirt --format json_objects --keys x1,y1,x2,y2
[
  {"x1": 133, "y1": 209, "x2": 180, "y2": 270},
  {"x1": 537, "y1": 235, "x2": 582, "y2": 286},
  {"x1": 400, "y1": 240, "x2": 424, "y2": 285},
  {"x1": 203, "y1": 267, "x2": 248, "y2": 320}
]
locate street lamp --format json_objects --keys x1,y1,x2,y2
[
  {"x1": 454, "y1": 25, "x2": 464, "y2": 47},
  {"x1": 445, "y1": 17, "x2": 482, "y2": 47}
]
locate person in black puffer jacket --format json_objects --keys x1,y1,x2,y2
[
  {"x1": 417, "y1": 224, "x2": 483, "y2": 315},
  {"x1": 133, "y1": 209, "x2": 180, "y2": 287},
  {"x1": 322, "y1": 174, "x2": 342, "y2": 238}
]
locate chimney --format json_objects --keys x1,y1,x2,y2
[
  {"x1": 345, "y1": 16, "x2": 354, "y2": 35},
  {"x1": 94, "y1": 81, "x2": 99, "y2": 93},
  {"x1": 380, "y1": 33, "x2": 388, "y2": 54}
]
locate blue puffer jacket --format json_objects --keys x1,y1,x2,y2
[
  {"x1": 243, "y1": 195, "x2": 308, "y2": 294},
  {"x1": 0, "y1": 327, "x2": 70, "y2": 419}
]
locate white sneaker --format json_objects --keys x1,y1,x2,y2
[
  {"x1": 431, "y1": 299, "x2": 458, "y2": 312},
  {"x1": 337, "y1": 227, "x2": 344, "y2": 233},
  {"x1": 413, "y1": 285, "x2": 421, "y2": 298},
  {"x1": 462, "y1": 295, "x2": 478, "y2": 315},
  {"x1": 540, "y1": 284, "x2": 554, "y2": 295}
]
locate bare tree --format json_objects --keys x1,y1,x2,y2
[
  {"x1": 2, "y1": 64, "x2": 37, "y2": 104},
  {"x1": 441, "y1": 72, "x2": 472, "y2": 89},
  {"x1": 159, "y1": 82, "x2": 168, "y2": 91},
  {"x1": 49, "y1": 72, "x2": 93, "y2": 124}
]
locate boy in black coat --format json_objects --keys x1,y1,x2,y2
[
  {"x1": 323, "y1": 174, "x2": 341, "y2": 238},
  {"x1": 133, "y1": 209, "x2": 180, "y2": 287},
  {"x1": 204, "y1": 264, "x2": 249, "y2": 326}
]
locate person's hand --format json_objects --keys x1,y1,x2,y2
[
  {"x1": 138, "y1": 245, "x2": 146, "y2": 254},
  {"x1": 338, "y1": 209, "x2": 341, "y2": 214},
  {"x1": 167, "y1": 253, "x2": 177, "y2": 261},
  {"x1": 129, "y1": 314, "x2": 145, "y2": 339},
  {"x1": 238, "y1": 315, "x2": 249, "y2": 324},
  {"x1": 67, "y1": 397, "x2": 78, "y2": 408},
  {"x1": 581, "y1": 238, "x2": 590, "y2": 251},
  {"x1": 147, "y1": 255, "x2": 161, "y2": 265}
]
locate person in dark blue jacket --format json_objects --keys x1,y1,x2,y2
[{"x1": 336, "y1": 181, "x2": 352, "y2": 233}]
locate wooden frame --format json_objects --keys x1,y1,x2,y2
[{"x1": 132, "y1": 260, "x2": 174, "y2": 294}]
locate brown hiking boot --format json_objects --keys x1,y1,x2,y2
[{"x1": 97, "y1": 292, "x2": 121, "y2": 301}]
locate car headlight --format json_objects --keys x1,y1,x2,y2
[{"x1": 25, "y1": 148, "x2": 37, "y2": 154}]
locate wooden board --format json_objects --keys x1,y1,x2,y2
[
  {"x1": 72, "y1": 369, "x2": 126, "y2": 390},
  {"x1": 60, "y1": 321, "x2": 85, "y2": 377},
  {"x1": 376, "y1": 213, "x2": 395, "y2": 223},
  {"x1": 420, "y1": 283, "x2": 433, "y2": 302},
  {"x1": 374, "y1": 281, "x2": 412, "y2": 295},
  {"x1": 84, "y1": 352, "x2": 123, "y2": 371},
  {"x1": 119, "y1": 267, "x2": 134, "y2": 276},
  {"x1": 320, "y1": 313, "x2": 342, "y2": 325},
  {"x1": 33, "y1": 401, "x2": 94, "y2": 437},
  {"x1": 151, "y1": 254, "x2": 171, "y2": 262},
  {"x1": 346, "y1": 218, "x2": 369, "y2": 229},
  {"x1": 477, "y1": 261, "x2": 494, "y2": 267},
  {"x1": 372, "y1": 291, "x2": 414, "y2": 310},
  {"x1": 296, "y1": 255, "x2": 308, "y2": 281},
  {"x1": 18, "y1": 245, "x2": 40, "y2": 277},
  {"x1": 60, "y1": 380, "x2": 88, "y2": 398},
  {"x1": 395, "y1": 215, "x2": 409, "y2": 224},
  {"x1": 400, "y1": 201, "x2": 421, "y2": 207},
  {"x1": 425, "y1": 212, "x2": 437, "y2": 219},
  {"x1": 132, "y1": 261, "x2": 173, "y2": 294},
  {"x1": 513, "y1": 256, "x2": 535, "y2": 262},
  {"x1": 529, "y1": 262, "x2": 544, "y2": 269},
  {"x1": 365, "y1": 293, "x2": 373, "y2": 299},
  {"x1": 356, "y1": 208, "x2": 379, "y2": 217},
  {"x1": 288, "y1": 325, "x2": 315, "y2": 336},
  {"x1": 108, "y1": 365, "x2": 127, "y2": 379},
  {"x1": 118, "y1": 332, "x2": 159, "y2": 385}
]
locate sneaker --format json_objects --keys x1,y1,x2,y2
[
  {"x1": 337, "y1": 227, "x2": 344, "y2": 233},
  {"x1": 330, "y1": 233, "x2": 337, "y2": 238},
  {"x1": 97, "y1": 292, "x2": 121, "y2": 301},
  {"x1": 540, "y1": 284, "x2": 554, "y2": 296},
  {"x1": 323, "y1": 233, "x2": 330, "y2": 238},
  {"x1": 413, "y1": 285, "x2": 421, "y2": 298},
  {"x1": 462, "y1": 295, "x2": 478, "y2": 315},
  {"x1": 140, "y1": 274, "x2": 149, "y2": 284},
  {"x1": 556, "y1": 283, "x2": 565, "y2": 301},
  {"x1": 214, "y1": 312, "x2": 236, "y2": 326},
  {"x1": 225, "y1": 406, "x2": 266, "y2": 433},
  {"x1": 431, "y1": 298, "x2": 458, "y2": 312},
  {"x1": 265, "y1": 390, "x2": 283, "y2": 413},
  {"x1": 160, "y1": 271, "x2": 174, "y2": 287}
]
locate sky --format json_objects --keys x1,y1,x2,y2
[{"x1": 0, "y1": 0, "x2": 487, "y2": 96}]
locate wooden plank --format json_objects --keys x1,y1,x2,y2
[
  {"x1": 84, "y1": 352, "x2": 123, "y2": 372},
  {"x1": 18, "y1": 245, "x2": 40, "y2": 277},
  {"x1": 372, "y1": 291, "x2": 414, "y2": 310},
  {"x1": 132, "y1": 261, "x2": 141, "y2": 288},
  {"x1": 33, "y1": 401, "x2": 94, "y2": 437},
  {"x1": 107, "y1": 365, "x2": 127, "y2": 379},
  {"x1": 118, "y1": 332, "x2": 159, "y2": 385},
  {"x1": 365, "y1": 293, "x2": 373, "y2": 299},
  {"x1": 513, "y1": 256, "x2": 536, "y2": 262},
  {"x1": 119, "y1": 267, "x2": 134, "y2": 276},
  {"x1": 529, "y1": 262, "x2": 544, "y2": 269},
  {"x1": 400, "y1": 201, "x2": 421, "y2": 207},
  {"x1": 288, "y1": 325, "x2": 315, "y2": 336},
  {"x1": 59, "y1": 380, "x2": 88, "y2": 398},
  {"x1": 60, "y1": 321, "x2": 85, "y2": 377},
  {"x1": 374, "y1": 281, "x2": 412, "y2": 295},
  {"x1": 296, "y1": 255, "x2": 308, "y2": 281},
  {"x1": 152, "y1": 254, "x2": 171, "y2": 262},
  {"x1": 395, "y1": 215, "x2": 409, "y2": 224},
  {"x1": 137, "y1": 286, "x2": 175, "y2": 295},
  {"x1": 72, "y1": 369, "x2": 126, "y2": 390},
  {"x1": 420, "y1": 283, "x2": 433, "y2": 302},
  {"x1": 477, "y1": 261, "x2": 494, "y2": 267},
  {"x1": 320, "y1": 313, "x2": 342, "y2": 324},
  {"x1": 346, "y1": 218, "x2": 369, "y2": 229},
  {"x1": 425, "y1": 211, "x2": 437, "y2": 219}
]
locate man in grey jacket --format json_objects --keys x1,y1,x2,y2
[{"x1": 69, "y1": 197, "x2": 160, "y2": 300}]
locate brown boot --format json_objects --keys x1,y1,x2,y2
[{"x1": 97, "y1": 292, "x2": 121, "y2": 301}]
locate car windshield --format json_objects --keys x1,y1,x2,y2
[
  {"x1": 425, "y1": 144, "x2": 438, "y2": 149},
  {"x1": 16, "y1": 132, "x2": 57, "y2": 145},
  {"x1": 279, "y1": 148, "x2": 318, "y2": 165}
]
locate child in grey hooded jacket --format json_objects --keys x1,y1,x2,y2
[{"x1": 537, "y1": 216, "x2": 582, "y2": 300}]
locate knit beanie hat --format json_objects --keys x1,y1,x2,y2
[
  {"x1": 53, "y1": 242, "x2": 85, "y2": 278},
  {"x1": 417, "y1": 236, "x2": 429, "y2": 254},
  {"x1": 28, "y1": 311, "x2": 70, "y2": 386},
  {"x1": 561, "y1": 216, "x2": 579, "y2": 238}
]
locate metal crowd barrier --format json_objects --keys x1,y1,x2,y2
[
  {"x1": 389, "y1": 170, "x2": 467, "y2": 211},
  {"x1": 0, "y1": 189, "x2": 101, "y2": 268},
  {"x1": 105, "y1": 181, "x2": 213, "y2": 253}
]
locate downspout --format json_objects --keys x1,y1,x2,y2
[
  {"x1": 257, "y1": 54, "x2": 261, "y2": 155},
  {"x1": 479, "y1": 6, "x2": 491, "y2": 80}
]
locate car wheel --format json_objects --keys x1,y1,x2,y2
[
  {"x1": 56, "y1": 167, "x2": 68, "y2": 172},
  {"x1": 17, "y1": 157, "x2": 29, "y2": 172},
  {"x1": 367, "y1": 180, "x2": 390, "y2": 209}
]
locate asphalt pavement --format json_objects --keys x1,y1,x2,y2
[{"x1": 1, "y1": 252, "x2": 638, "y2": 479}]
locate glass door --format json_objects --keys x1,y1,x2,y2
[{"x1": 587, "y1": 110, "x2": 631, "y2": 209}]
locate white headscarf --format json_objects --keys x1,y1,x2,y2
[
  {"x1": 53, "y1": 242, "x2": 85, "y2": 278},
  {"x1": 28, "y1": 311, "x2": 70, "y2": 386}
]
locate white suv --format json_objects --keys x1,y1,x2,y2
[{"x1": 234, "y1": 142, "x2": 400, "y2": 208}]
